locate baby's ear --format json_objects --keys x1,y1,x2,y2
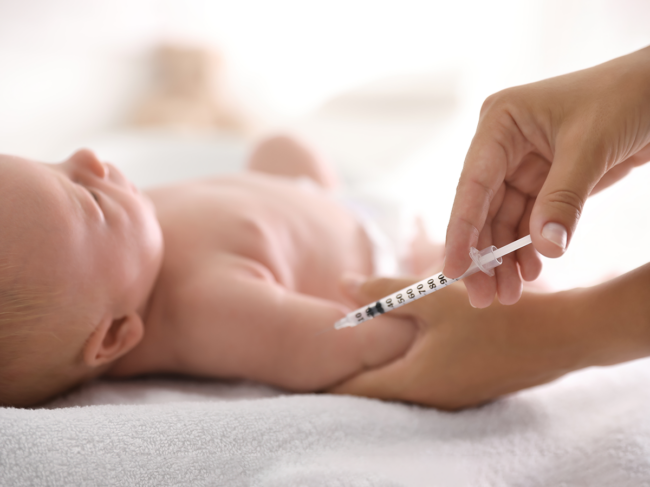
[{"x1": 83, "y1": 312, "x2": 144, "y2": 368}]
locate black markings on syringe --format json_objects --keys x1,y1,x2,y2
[
  {"x1": 357, "y1": 275, "x2": 460, "y2": 323},
  {"x1": 365, "y1": 301, "x2": 385, "y2": 318}
]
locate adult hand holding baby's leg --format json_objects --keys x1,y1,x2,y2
[
  {"x1": 331, "y1": 276, "x2": 578, "y2": 409},
  {"x1": 330, "y1": 267, "x2": 650, "y2": 410}
]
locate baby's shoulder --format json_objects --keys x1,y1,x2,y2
[
  {"x1": 166, "y1": 252, "x2": 277, "y2": 318},
  {"x1": 179, "y1": 252, "x2": 275, "y2": 292}
]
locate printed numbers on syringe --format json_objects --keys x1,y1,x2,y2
[{"x1": 353, "y1": 273, "x2": 457, "y2": 324}]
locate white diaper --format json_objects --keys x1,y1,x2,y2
[
  {"x1": 335, "y1": 189, "x2": 416, "y2": 277},
  {"x1": 294, "y1": 176, "x2": 414, "y2": 277}
]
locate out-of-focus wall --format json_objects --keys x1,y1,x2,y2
[
  {"x1": 0, "y1": 0, "x2": 155, "y2": 158},
  {"x1": 1, "y1": 0, "x2": 649, "y2": 288},
  {"x1": 1, "y1": 0, "x2": 648, "y2": 159}
]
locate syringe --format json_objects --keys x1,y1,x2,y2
[{"x1": 334, "y1": 234, "x2": 533, "y2": 330}]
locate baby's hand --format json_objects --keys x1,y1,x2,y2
[{"x1": 330, "y1": 276, "x2": 586, "y2": 410}]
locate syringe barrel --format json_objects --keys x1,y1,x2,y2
[
  {"x1": 334, "y1": 270, "x2": 464, "y2": 329},
  {"x1": 468, "y1": 245, "x2": 502, "y2": 277},
  {"x1": 334, "y1": 244, "x2": 502, "y2": 330},
  {"x1": 333, "y1": 237, "x2": 532, "y2": 330}
]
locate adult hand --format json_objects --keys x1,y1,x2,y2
[
  {"x1": 444, "y1": 46, "x2": 650, "y2": 307},
  {"x1": 331, "y1": 266, "x2": 650, "y2": 409}
]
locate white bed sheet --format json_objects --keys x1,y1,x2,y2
[{"x1": 3, "y1": 358, "x2": 650, "y2": 486}]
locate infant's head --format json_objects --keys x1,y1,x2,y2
[{"x1": 0, "y1": 150, "x2": 163, "y2": 406}]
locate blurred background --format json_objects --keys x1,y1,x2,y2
[{"x1": 1, "y1": 0, "x2": 649, "y2": 289}]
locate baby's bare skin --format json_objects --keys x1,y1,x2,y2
[
  {"x1": 0, "y1": 137, "x2": 416, "y2": 406},
  {"x1": 108, "y1": 143, "x2": 416, "y2": 392}
]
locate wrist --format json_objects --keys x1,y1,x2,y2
[
  {"x1": 502, "y1": 263, "x2": 650, "y2": 374},
  {"x1": 572, "y1": 265, "x2": 650, "y2": 368},
  {"x1": 502, "y1": 289, "x2": 595, "y2": 373},
  {"x1": 484, "y1": 290, "x2": 595, "y2": 383}
]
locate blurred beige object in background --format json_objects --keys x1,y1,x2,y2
[
  {"x1": 293, "y1": 72, "x2": 459, "y2": 182},
  {"x1": 133, "y1": 45, "x2": 255, "y2": 134}
]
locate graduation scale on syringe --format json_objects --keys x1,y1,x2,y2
[{"x1": 334, "y1": 235, "x2": 533, "y2": 330}]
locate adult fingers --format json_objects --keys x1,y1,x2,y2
[
  {"x1": 517, "y1": 198, "x2": 543, "y2": 281},
  {"x1": 328, "y1": 350, "x2": 414, "y2": 401},
  {"x1": 501, "y1": 151, "x2": 547, "y2": 282},
  {"x1": 491, "y1": 186, "x2": 528, "y2": 304},
  {"x1": 443, "y1": 97, "x2": 532, "y2": 281},
  {"x1": 459, "y1": 181, "x2": 504, "y2": 308},
  {"x1": 443, "y1": 148, "x2": 504, "y2": 279},
  {"x1": 529, "y1": 130, "x2": 607, "y2": 257},
  {"x1": 328, "y1": 343, "x2": 478, "y2": 410},
  {"x1": 329, "y1": 317, "x2": 470, "y2": 410}
]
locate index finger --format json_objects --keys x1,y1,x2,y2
[{"x1": 443, "y1": 135, "x2": 509, "y2": 279}]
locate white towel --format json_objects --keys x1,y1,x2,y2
[{"x1": 3, "y1": 359, "x2": 650, "y2": 486}]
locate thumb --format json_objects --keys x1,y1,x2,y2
[
  {"x1": 530, "y1": 134, "x2": 606, "y2": 257},
  {"x1": 328, "y1": 355, "x2": 411, "y2": 401}
]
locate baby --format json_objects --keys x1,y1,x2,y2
[{"x1": 0, "y1": 135, "x2": 437, "y2": 407}]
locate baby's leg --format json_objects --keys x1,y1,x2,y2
[{"x1": 247, "y1": 135, "x2": 339, "y2": 189}]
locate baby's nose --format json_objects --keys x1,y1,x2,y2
[{"x1": 68, "y1": 149, "x2": 107, "y2": 179}]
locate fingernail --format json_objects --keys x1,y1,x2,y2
[
  {"x1": 468, "y1": 296, "x2": 477, "y2": 309},
  {"x1": 340, "y1": 273, "x2": 365, "y2": 294},
  {"x1": 541, "y1": 222, "x2": 567, "y2": 250}
]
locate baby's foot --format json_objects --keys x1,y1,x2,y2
[{"x1": 247, "y1": 135, "x2": 339, "y2": 189}]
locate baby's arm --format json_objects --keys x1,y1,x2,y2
[{"x1": 186, "y1": 262, "x2": 416, "y2": 392}]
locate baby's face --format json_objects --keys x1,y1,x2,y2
[{"x1": 0, "y1": 150, "x2": 163, "y2": 327}]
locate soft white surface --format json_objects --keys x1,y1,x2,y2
[{"x1": 3, "y1": 359, "x2": 650, "y2": 486}]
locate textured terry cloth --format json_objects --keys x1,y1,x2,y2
[{"x1": 4, "y1": 358, "x2": 650, "y2": 486}]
